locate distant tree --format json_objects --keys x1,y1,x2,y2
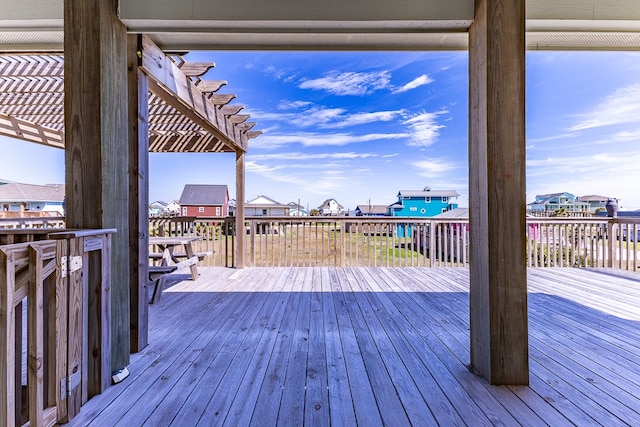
[
  {"x1": 551, "y1": 207, "x2": 570, "y2": 217},
  {"x1": 310, "y1": 209, "x2": 321, "y2": 216}
]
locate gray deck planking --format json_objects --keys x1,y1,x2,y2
[{"x1": 66, "y1": 267, "x2": 640, "y2": 426}]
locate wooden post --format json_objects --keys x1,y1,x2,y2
[
  {"x1": 236, "y1": 150, "x2": 246, "y2": 269},
  {"x1": 0, "y1": 249, "x2": 17, "y2": 426},
  {"x1": 128, "y1": 34, "x2": 150, "y2": 352},
  {"x1": 64, "y1": 0, "x2": 130, "y2": 371},
  {"x1": 468, "y1": 0, "x2": 529, "y2": 385}
]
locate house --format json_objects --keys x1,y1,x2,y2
[
  {"x1": 178, "y1": 184, "x2": 230, "y2": 217},
  {"x1": 354, "y1": 204, "x2": 388, "y2": 216},
  {"x1": 0, "y1": 181, "x2": 65, "y2": 216},
  {"x1": 578, "y1": 195, "x2": 619, "y2": 214},
  {"x1": 245, "y1": 195, "x2": 290, "y2": 216},
  {"x1": 389, "y1": 186, "x2": 459, "y2": 218},
  {"x1": 528, "y1": 192, "x2": 590, "y2": 215},
  {"x1": 148, "y1": 201, "x2": 167, "y2": 217},
  {"x1": 318, "y1": 198, "x2": 345, "y2": 216},
  {"x1": 287, "y1": 202, "x2": 309, "y2": 216},
  {"x1": 163, "y1": 200, "x2": 181, "y2": 217}
]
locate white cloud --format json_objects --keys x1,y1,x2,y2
[
  {"x1": 290, "y1": 107, "x2": 346, "y2": 127},
  {"x1": 299, "y1": 71, "x2": 391, "y2": 96},
  {"x1": 527, "y1": 151, "x2": 640, "y2": 208},
  {"x1": 248, "y1": 152, "x2": 378, "y2": 161},
  {"x1": 569, "y1": 84, "x2": 640, "y2": 131},
  {"x1": 277, "y1": 100, "x2": 313, "y2": 110},
  {"x1": 323, "y1": 110, "x2": 406, "y2": 129},
  {"x1": 411, "y1": 158, "x2": 460, "y2": 179},
  {"x1": 612, "y1": 128, "x2": 640, "y2": 141},
  {"x1": 403, "y1": 111, "x2": 447, "y2": 147},
  {"x1": 392, "y1": 74, "x2": 434, "y2": 94},
  {"x1": 251, "y1": 106, "x2": 404, "y2": 130},
  {"x1": 250, "y1": 132, "x2": 408, "y2": 149},
  {"x1": 246, "y1": 160, "x2": 349, "y2": 196}
]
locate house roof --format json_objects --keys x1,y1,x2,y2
[
  {"x1": 246, "y1": 195, "x2": 289, "y2": 208},
  {"x1": 355, "y1": 205, "x2": 388, "y2": 215},
  {"x1": 398, "y1": 189, "x2": 460, "y2": 198},
  {"x1": 433, "y1": 208, "x2": 469, "y2": 218},
  {"x1": 578, "y1": 195, "x2": 616, "y2": 202},
  {"x1": 178, "y1": 184, "x2": 228, "y2": 205},
  {"x1": 318, "y1": 198, "x2": 344, "y2": 209},
  {"x1": 0, "y1": 182, "x2": 64, "y2": 202}
]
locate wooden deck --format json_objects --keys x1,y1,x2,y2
[{"x1": 66, "y1": 267, "x2": 640, "y2": 426}]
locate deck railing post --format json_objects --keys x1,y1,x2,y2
[{"x1": 607, "y1": 221, "x2": 615, "y2": 268}]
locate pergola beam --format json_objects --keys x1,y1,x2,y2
[
  {"x1": 0, "y1": 112, "x2": 64, "y2": 148},
  {"x1": 139, "y1": 35, "x2": 247, "y2": 153}
]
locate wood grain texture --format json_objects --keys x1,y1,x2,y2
[
  {"x1": 63, "y1": 0, "x2": 130, "y2": 374},
  {"x1": 64, "y1": 267, "x2": 640, "y2": 426},
  {"x1": 469, "y1": 0, "x2": 528, "y2": 385},
  {"x1": 128, "y1": 33, "x2": 150, "y2": 353}
]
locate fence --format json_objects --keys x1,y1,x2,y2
[
  {"x1": 149, "y1": 216, "x2": 640, "y2": 271},
  {"x1": 1, "y1": 229, "x2": 114, "y2": 427}
]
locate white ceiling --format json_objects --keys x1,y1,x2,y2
[{"x1": 1, "y1": 0, "x2": 640, "y2": 51}]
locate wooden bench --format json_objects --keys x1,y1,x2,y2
[
  {"x1": 149, "y1": 265, "x2": 178, "y2": 304},
  {"x1": 149, "y1": 251, "x2": 213, "y2": 262}
]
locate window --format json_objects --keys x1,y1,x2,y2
[
  {"x1": 425, "y1": 197, "x2": 431, "y2": 203},
  {"x1": 410, "y1": 207, "x2": 418, "y2": 211},
  {"x1": 198, "y1": 206, "x2": 205, "y2": 213},
  {"x1": 442, "y1": 208, "x2": 447, "y2": 213},
  {"x1": 182, "y1": 207, "x2": 187, "y2": 215},
  {"x1": 442, "y1": 197, "x2": 448, "y2": 204},
  {"x1": 216, "y1": 206, "x2": 221, "y2": 216},
  {"x1": 262, "y1": 209, "x2": 268, "y2": 216}
]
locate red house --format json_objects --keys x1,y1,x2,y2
[{"x1": 178, "y1": 184, "x2": 229, "y2": 217}]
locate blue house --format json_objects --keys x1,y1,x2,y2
[
  {"x1": 389, "y1": 186, "x2": 460, "y2": 236},
  {"x1": 527, "y1": 192, "x2": 590, "y2": 215}
]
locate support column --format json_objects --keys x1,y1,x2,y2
[
  {"x1": 236, "y1": 150, "x2": 245, "y2": 269},
  {"x1": 64, "y1": 0, "x2": 130, "y2": 370},
  {"x1": 468, "y1": 0, "x2": 528, "y2": 385},
  {"x1": 128, "y1": 34, "x2": 150, "y2": 352}
]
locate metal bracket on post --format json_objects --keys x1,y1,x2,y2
[
  {"x1": 60, "y1": 371, "x2": 82, "y2": 400},
  {"x1": 60, "y1": 255, "x2": 83, "y2": 278}
]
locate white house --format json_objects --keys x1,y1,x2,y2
[
  {"x1": 0, "y1": 181, "x2": 65, "y2": 216},
  {"x1": 245, "y1": 195, "x2": 290, "y2": 216},
  {"x1": 318, "y1": 198, "x2": 345, "y2": 216}
]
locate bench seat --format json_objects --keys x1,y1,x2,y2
[{"x1": 149, "y1": 265, "x2": 178, "y2": 304}]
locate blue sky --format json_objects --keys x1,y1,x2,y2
[{"x1": 2, "y1": 50, "x2": 640, "y2": 211}]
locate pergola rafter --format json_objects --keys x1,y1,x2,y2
[{"x1": 0, "y1": 41, "x2": 261, "y2": 153}]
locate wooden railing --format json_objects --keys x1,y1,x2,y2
[
  {"x1": 526, "y1": 217, "x2": 640, "y2": 270},
  {"x1": 0, "y1": 217, "x2": 65, "y2": 231},
  {"x1": 1, "y1": 229, "x2": 114, "y2": 427},
  {"x1": 149, "y1": 216, "x2": 640, "y2": 271}
]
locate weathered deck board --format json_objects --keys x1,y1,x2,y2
[{"x1": 67, "y1": 267, "x2": 640, "y2": 426}]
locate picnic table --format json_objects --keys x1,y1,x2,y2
[{"x1": 149, "y1": 236, "x2": 202, "y2": 280}]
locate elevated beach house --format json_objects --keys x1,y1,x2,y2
[
  {"x1": 389, "y1": 186, "x2": 459, "y2": 218},
  {"x1": 318, "y1": 198, "x2": 345, "y2": 216},
  {"x1": 527, "y1": 192, "x2": 590, "y2": 216},
  {"x1": 245, "y1": 195, "x2": 290, "y2": 216},
  {"x1": 178, "y1": 184, "x2": 230, "y2": 217},
  {"x1": 0, "y1": 180, "x2": 65, "y2": 216}
]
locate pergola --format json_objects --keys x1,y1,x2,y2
[
  {"x1": 2, "y1": 0, "x2": 640, "y2": 387},
  {"x1": 0, "y1": 42, "x2": 259, "y2": 152}
]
